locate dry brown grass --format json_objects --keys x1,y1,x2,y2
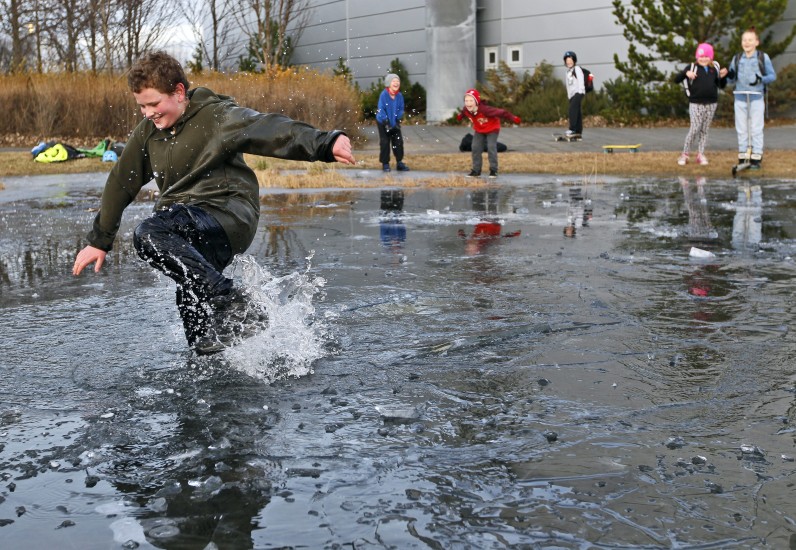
[
  {"x1": 0, "y1": 68, "x2": 362, "y2": 145},
  {"x1": 248, "y1": 149, "x2": 796, "y2": 183},
  {"x1": 348, "y1": 150, "x2": 796, "y2": 180},
  {"x1": 1, "y1": 149, "x2": 794, "y2": 187}
]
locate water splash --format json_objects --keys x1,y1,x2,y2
[{"x1": 221, "y1": 254, "x2": 329, "y2": 383}]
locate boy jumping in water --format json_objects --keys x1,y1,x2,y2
[{"x1": 72, "y1": 51, "x2": 355, "y2": 355}]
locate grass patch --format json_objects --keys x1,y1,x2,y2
[{"x1": 2, "y1": 149, "x2": 794, "y2": 190}]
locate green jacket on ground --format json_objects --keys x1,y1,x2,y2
[{"x1": 88, "y1": 87, "x2": 343, "y2": 254}]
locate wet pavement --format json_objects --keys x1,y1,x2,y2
[{"x1": 1, "y1": 171, "x2": 796, "y2": 549}]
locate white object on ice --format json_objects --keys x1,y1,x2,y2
[{"x1": 689, "y1": 247, "x2": 716, "y2": 259}]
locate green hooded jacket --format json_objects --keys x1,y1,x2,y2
[{"x1": 88, "y1": 87, "x2": 343, "y2": 254}]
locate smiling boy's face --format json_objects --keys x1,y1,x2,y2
[
  {"x1": 464, "y1": 95, "x2": 477, "y2": 111},
  {"x1": 742, "y1": 31, "x2": 759, "y2": 54},
  {"x1": 388, "y1": 78, "x2": 400, "y2": 93},
  {"x1": 134, "y1": 84, "x2": 187, "y2": 130}
]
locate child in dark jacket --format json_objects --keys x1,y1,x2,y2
[
  {"x1": 456, "y1": 88, "x2": 520, "y2": 179},
  {"x1": 674, "y1": 43, "x2": 728, "y2": 166}
]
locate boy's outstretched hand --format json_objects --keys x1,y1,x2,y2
[
  {"x1": 73, "y1": 245, "x2": 107, "y2": 275},
  {"x1": 332, "y1": 135, "x2": 356, "y2": 165}
]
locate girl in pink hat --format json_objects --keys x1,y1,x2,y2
[{"x1": 674, "y1": 43, "x2": 728, "y2": 166}]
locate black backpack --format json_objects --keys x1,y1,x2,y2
[
  {"x1": 732, "y1": 50, "x2": 767, "y2": 79},
  {"x1": 581, "y1": 67, "x2": 594, "y2": 93}
]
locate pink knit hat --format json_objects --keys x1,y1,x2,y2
[{"x1": 695, "y1": 43, "x2": 714, "y2": 60}]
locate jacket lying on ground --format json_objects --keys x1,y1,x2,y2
[
  {"x1": 88, "y1": 87, "x2": 343, "y2": 254},
  {"x1": 33, "y1": 139, "x2": 120, "y2": 163}
]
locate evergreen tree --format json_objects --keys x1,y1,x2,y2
[
  {"x1": 610, "y1": 0, "x2": 796, "y2": 119},
  {"x1": 186, "y1": 45, "x2": 204, "y2": 75},
  {"x1": 333, "y1": 57, "x2": 353, "y2": 83}
]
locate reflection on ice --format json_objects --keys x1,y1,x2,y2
[
  {"x1": 732, "y1": 183, "x2": 763, "y2": 249},
  {"x1": 3, "y1": 175, "x2": 796, "y2": 548}
]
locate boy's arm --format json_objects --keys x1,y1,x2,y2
[
  {"x1": 396, "y1": 94, "x2": 405, "y2": 122},
  {"x1": 375, "y1": 90, "x2": 388, "y2": 125},
  {"x1": 224, "y1": 104, "x2": 347, "y2": 163},
  {"x1": 726, "y1": 56, "x2": 738, "y2": 82},
  {"x1": 480, "y1": 104, "x2": 520, "y2": 124},
  {"x1": 87, "y1": 127, "x2": 153, "y2": 252},
  {"x1": 762, "y1": 54, "x2": 777, "y2": 85}
]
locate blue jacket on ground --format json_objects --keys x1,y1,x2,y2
[{"x1": 376, "y1": 89, "x2": 405, "y2": 127}]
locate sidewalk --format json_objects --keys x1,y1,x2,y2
[{"x1": 356, "y1": 124, "x2": 796, "y2": 155}]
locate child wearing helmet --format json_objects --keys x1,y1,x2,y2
[
  {"x1": 456, "y1": 88, "x2": 520, "y2": 179},
  {"x1": 563, "y1": 51, "x2": 585, "y2": 138}
]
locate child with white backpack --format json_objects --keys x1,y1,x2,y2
[{"x1": 674, "y1": 43, "x2": 728, "y2": 166}]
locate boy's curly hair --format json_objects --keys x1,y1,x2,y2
[{"x1": 128, "y1": 51, "x2": 190, "y2": 94}]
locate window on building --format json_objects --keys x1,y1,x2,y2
[
  {"x1": 507, "y1": 45, "x2": 522, "y2": 67},
  {"x1": 484, "y1": 47, "x2": 498, "y2": 69}
]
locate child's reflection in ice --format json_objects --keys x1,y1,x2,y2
[
  {"x1": 563, "y1": 187, "x2": 593, "y2": 238},
  {"x1": 458, "y1": 189, "x2": 520, "y2": 255},
  {"x1": 379, "y1": 189, "x2": 406, "y2": 255}
]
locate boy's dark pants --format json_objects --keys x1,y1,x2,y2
[
  {"x1": 378, "y1": 122, "x2": 404, "y2": 165},
  {"x1": 133, "y1": 204, "x2": 233, "y2": 345},
  {"x1": 568, "y1": 93, "x2": 584, "y2": 134},
  {"x1": 471, "y1": 132, "x2": 499, "y2": 173}
]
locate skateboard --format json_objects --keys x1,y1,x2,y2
[
  {"x1": 554, "y1": 133, "x2": 581, "y2": 142},
  {"x1": 602, "y1": 144, "x2": 642, "y2": 153}
]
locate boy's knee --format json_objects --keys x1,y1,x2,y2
[{"x1": 133, "y1": 219, "x2": 164, "y2": 259}]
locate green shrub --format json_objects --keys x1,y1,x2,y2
[{"x1": 768, "y1": 63, "x2": 796, "y2": 117}]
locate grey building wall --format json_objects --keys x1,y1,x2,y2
[
  {"x1": 474, "y1": 1, "x2": 627, "y2": 87},
  {"x1": 287, "y1": 0, "x2": 796, "y2": 121},
  {"x1": 289, "y1": 0, "x2": 427, "y2": 87}
]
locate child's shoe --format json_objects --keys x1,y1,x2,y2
[
  {"x1": 466, "y1": 170, "x2": 481, "y2": 177},
  {"x1": 696, "y1": 153, "x2": 709, "y2": 165},
  {"x1": 396, "y1": 162, "x2": 410, "y2": 172},
  {"x1": 382, "y1": 163, "x2": 391, "y2": 172},
  {"x1": 677, "y1": 153, "x2": 689, "y2": 166},
  {"x1": 488, "y1": 170, "x2": 498, "y2": 179}
]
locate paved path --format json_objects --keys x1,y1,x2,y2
[
  {"x1": 3, "y1": 124, "x2": 792, "y2": 155},
  {"x1": 356, "y1": 124, "x2": 796, "y2": 155}
]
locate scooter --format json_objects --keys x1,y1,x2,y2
[{"x1": 732, "y1": 92, "x2": 753, "y2": 178}]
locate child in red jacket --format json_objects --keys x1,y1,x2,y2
[{"x1": 457, "y1": 89, "x2": 520, "y2": 179}]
